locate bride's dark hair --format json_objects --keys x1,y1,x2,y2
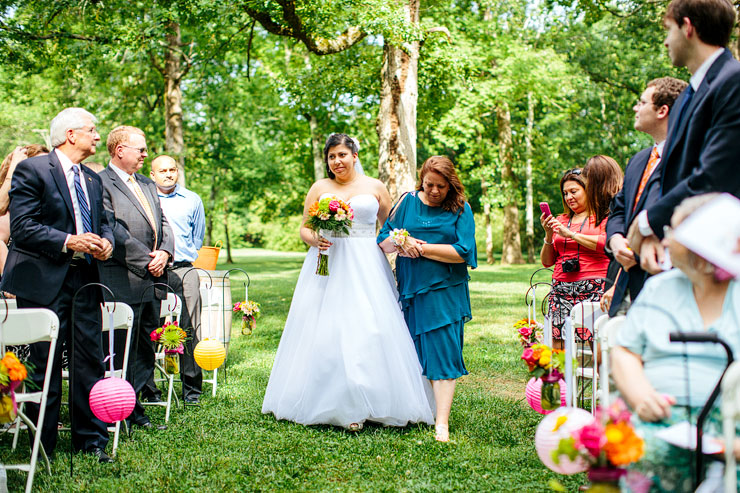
[{"x1": 323, "y1": 133, "x2": 358, "y2": 180}]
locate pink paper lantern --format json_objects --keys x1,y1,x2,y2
[
  {"x1": 535, "y1": 407, "x2": 593, "y2": 474},
  {"x1": 525, "y1": 377, "x2": 567, "y2": 415},
  {"x1": 89, "y1": 377, "x2": 136, "y2": 423}
]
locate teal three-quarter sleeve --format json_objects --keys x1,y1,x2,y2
[{"x1": 452, "y1": 203, "x2": 477, "y2": 268}]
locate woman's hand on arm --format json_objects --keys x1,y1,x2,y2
[
  {"x1": 419, "y1": 243, "x2": 464, "y2": 263},
  {"x1": 611, "y1": 346, "x2": 674, "y2": 422}
]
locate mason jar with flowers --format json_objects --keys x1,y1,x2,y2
[
  {"x1": 521, "y1": 343, "x2": 566, "y2": 411},
  {"x1": 150, "y1": 321, "x2": 188, "y2": 374}
]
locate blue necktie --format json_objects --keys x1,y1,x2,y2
[
  {"x1": 72, "y1": 165, "x2": 93, "y2": 263},
  {"x1": 670, "y1": 85, "x2": 694, "y2": 144}
]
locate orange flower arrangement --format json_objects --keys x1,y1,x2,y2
[
  {"x1": 604, "y1": 421, "x2": 644, "y2": 466},
  {"x1": 0, "y1": 351, "x2": 27, "y2": 388},
  {"x1": 553, "y1": 399, "x2": 644, "y2": 471}
]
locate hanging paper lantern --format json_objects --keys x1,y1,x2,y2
[
  {"x1": 535, "y1": 407, "x2": 593, "y2": 475},
  {"x1": 194, "y1": 338, "x2": 226, "y2": 371},
  {"x1": 89, "y1": 377, "x2": 136, "y2": 423},
  {"x1": 525, "y1": 377, "x2": 567, "y2": 415}
]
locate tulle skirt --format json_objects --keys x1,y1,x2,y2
[{"x1": 262, "y1": 234, "x2": 435, "y2": 427}]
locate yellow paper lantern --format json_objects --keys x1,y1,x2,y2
[{"x1": 194, "y1": 339, "x2": 226, "y2": 371}]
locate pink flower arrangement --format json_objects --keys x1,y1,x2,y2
[{"x1": 513, "y1": 318, "x2": 543, "y2": 347}]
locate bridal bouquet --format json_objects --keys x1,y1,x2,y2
[
  {"x1": 306, "y1": 196, "x2": 354, "y2": 276},
  {"x1": 233, "y1": 300, "x2": 261, "y2": 335},
  {"x1": 0, "y1": 351, "x2": 29, "y2": 423},
  {"x1": 150, "y1": 321, "x2": 188, "y2": 374}
]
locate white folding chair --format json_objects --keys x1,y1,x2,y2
[
  {"x1": 0, "y1": 308, "x2": 59, "y2": 493},
  {"x1": 721, "y1": 361, "x2": 740, "y2": 493},
  {"x1": 568, "y1": 301, "x2": 605, "y2": 412},
  {"x1": 199, "y1": 286, "x2": 223, "y2": 397},
  {"x1": 100, "y1": 302, "x2": 134, "y2": 456},
  {"x1": 597, "y1": 315, "x2": 625, "y2": 409},
  {"x1": 144, "y1": 293, "x2": 182, "y2": 423}
]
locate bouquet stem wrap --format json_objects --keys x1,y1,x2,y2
[{"x1": 316, "y1": 230, "x2": 330, "y2": 276}]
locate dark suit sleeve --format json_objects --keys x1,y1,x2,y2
[
  {"x1": 159, "y1": 207, "x2": 174, "y2": 258},
  {"x1": 606, "y1": 186, "x2": 626, "y2": 243},
  {"x1": 647, "y1": 71, "x2": 740, "y2": 236},
  {"x1": 102, "y1": 183, "x2": 152, "y2": 278},
  {"x1": 8, "y1": 160, "x2": 68, "y2": 260}
]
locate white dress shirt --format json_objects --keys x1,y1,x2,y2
[{"x1": 57, "y1": 149, "x2": 91, "y2": 255}]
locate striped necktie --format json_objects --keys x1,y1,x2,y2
[
  {"x1": 633, "y1": 146, "x2": 660, "y2": 212},
  {"x1": 128, "y1": 175, "x2": 158, "y2": 247},
  {"x1": 72, "y1": 165, "x2": 93, "y2": 263}
]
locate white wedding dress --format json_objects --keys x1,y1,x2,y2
[{"x1": 262, "y1": 193, "x2": 435, "y2": 427}]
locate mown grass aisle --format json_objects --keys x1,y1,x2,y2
[{"x1": 9, "y1": 250, "x2": 583, "y2": 491}]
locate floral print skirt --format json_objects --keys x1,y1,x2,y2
[{"x1": 548, "y1": 278, "x2": 606, "y2": 341}]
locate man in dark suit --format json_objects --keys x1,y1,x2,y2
[
  {"x1": 603, "y1": 77, "x2": 686, "y2": 315},
  {"x1": 99, "y1": 126, "x2": 173, "y2": 429},
  {"x1": 629, "y1": 0, "x2": 740, "y2": 273},
  {"x1": 1, "y1": 107, "x2": 115, "y2": 462}
]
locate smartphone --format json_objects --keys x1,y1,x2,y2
[{"x1": 539, "y1": 202, "x2": 552, "y2": 217}]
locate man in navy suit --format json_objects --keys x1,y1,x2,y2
[
  {"x1": 629, "y1": 0, "x2": 740, "y2": 273},
  {"x1": 1, "y1": 108, "x2": 115, "y2": 462},
  {"x1": 603, "y1": 77, "x2": 686, "y2": 315}
]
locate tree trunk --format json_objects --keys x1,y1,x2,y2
[
  {"x1": 164, "y1": 22, "x2": 186, "y2": 186},
  {"x1": 205, "y1": 181, "x2": 217, "y2": 246},
  {"x1": 223, "y1": 196, "x2": 233, "y2": 264},
  {"x1": 482, "y1": 178, "x2": 494, "y2": 264},
  {"x1": 308, "y1": 113, "x2": 324, "y2": 181},
  {"x1": 376, "y1": 0, "x2": 420, "y2": 201},
  {"x1": 524, "y1": 91, "x2": 536, "y2": 263},
  {"x1": 497, "y1": 102, "x2": 524, "y2": 265},
  {"x1": 477, "y1": 131, "x2": 494, "y2": 264}
]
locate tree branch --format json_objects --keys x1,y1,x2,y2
[
  {"x1": 244, "y1": 1, "x2": 365, "y2": 55},
  {"x1": 0, "y1": 22, "x2": 113, "y2": 43}
]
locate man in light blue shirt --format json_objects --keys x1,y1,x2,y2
[{"x1": 151, "y1": 155, "x2": 206, "y2": 404}]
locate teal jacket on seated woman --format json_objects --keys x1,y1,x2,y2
[{"x1": 378, "y1": 191, "x2": 476, "y2": 380}]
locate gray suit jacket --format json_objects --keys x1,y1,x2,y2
[{"x1": 99, "y1": 166, "x2": 174, "y2": 305}]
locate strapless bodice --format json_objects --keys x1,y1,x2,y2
[{"x1": 318, "y1": 193, "x2": 379, "y2": 233}]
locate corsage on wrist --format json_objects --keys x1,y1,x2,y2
[{"x1": 390, "y1": 228, "x2": 409, "y2": 248}]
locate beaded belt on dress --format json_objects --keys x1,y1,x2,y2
[{"x1": 321, "y1": 224, "x2": 376, "y2": 238}]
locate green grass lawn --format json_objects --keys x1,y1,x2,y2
[{"x1": 3, "y1": 249, "x2": 583, "y2": 491}]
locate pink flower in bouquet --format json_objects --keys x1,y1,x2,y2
[
  {"x1": 328, "y1": 200, "x2": 340, "y2": 212},
  {"x1": 574, "y1": 420, "x2": 607, "y2": 460},
  {"x1": 319, "y1": 213, "x2": 330, "y2": 221},
  {"x1": 518, "y1": 327, "x2": 533, "y2": 338},
  {"x1": 150, "y1": 327, "x2": 163, "y2": 342}
]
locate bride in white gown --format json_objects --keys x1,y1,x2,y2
[{"x1": 262, "y1": 133, "x2": 435, "y2": 429}]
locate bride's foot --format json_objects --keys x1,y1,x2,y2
[
  {"x1": 435, "y1": 424, "x2": 449, "y2": 442},
  {"x1": 348, "y1": 422, "x2": 363, "y2": 432}
]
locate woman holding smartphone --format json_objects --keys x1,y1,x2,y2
[{"x1": 540, "y1": 156, "x2": 622, "y2": 344}]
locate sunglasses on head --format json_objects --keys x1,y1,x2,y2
[{"x1": 562, "y1": 168, "x2": 582, "y2": 177}]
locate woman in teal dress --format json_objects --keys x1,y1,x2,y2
[{"x1": 378, "y1": 156, "x2": 476, "y2": 442}]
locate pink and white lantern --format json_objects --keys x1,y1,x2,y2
[
  {"x1": 525, "y1": 377, "x2": 566, "y2": 415},
  {"x1": 89, "y1": 377, "x2": 136, "y2": 424},
  {"x1": 534, "y1": 407, "x2": 593, "y2": 474}
]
